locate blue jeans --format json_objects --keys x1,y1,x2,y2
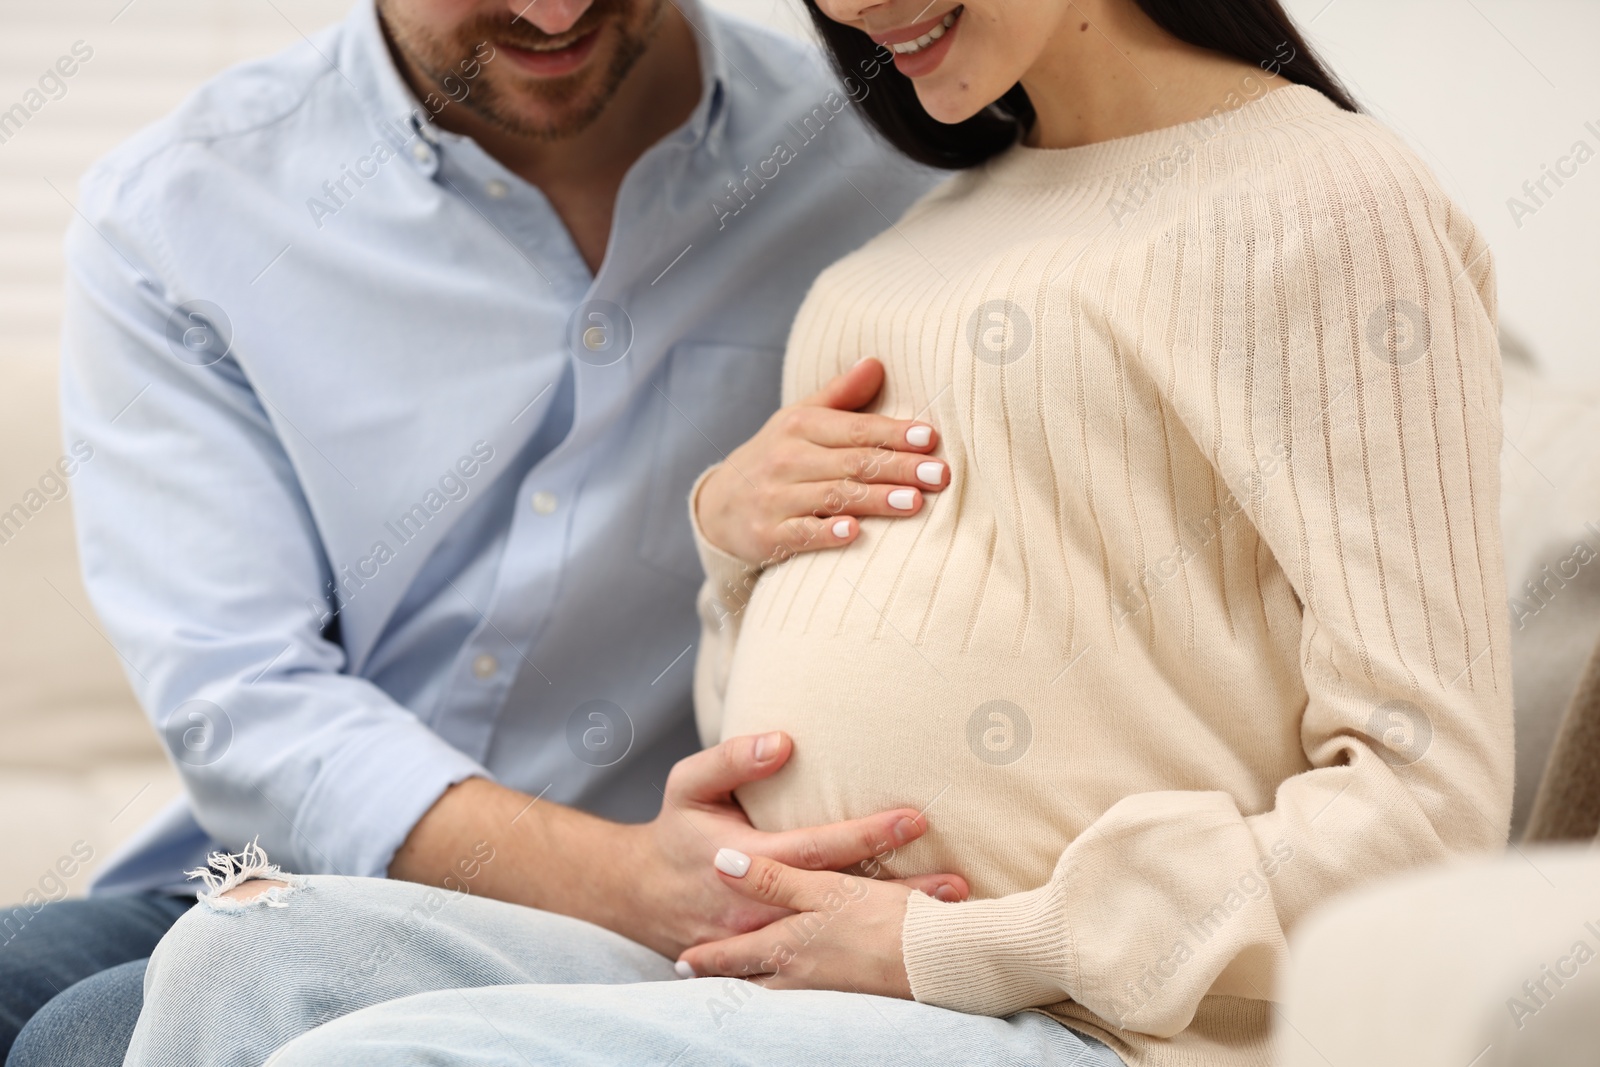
[
  {"x1": 0, "y1": 893, "x2": 193, "y2": 1067},
  {"x1": 128, "y1": 876, "x2": 1123, "y2": 1067}
]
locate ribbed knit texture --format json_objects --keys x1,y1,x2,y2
[{"x1": 691, "y1": 85, "x2": 1513, "y2": 1067}]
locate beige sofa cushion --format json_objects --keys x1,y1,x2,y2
[
  {"x1": 0, "y1": 352, "x2": 179, "y2": 905},
  {"x1": 1499, "y1": 353, "x2": 1600, "y2": 836},
  {"x1": 1276, "y1": 847, "x2": 1600, "y2": 1066}
]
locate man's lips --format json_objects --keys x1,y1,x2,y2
[{"x1": 498, "y1": 28, "x2": 602, "y2": 77}]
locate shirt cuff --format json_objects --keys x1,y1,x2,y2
[
  {"x1": 901, "y1": 880, "x2": 1077, "y2": 1018},
  {"x1": 688, "y1": 464, "x2": 761, "y2": 620},
  {"x1": 294, "y1": 717, "x2": 488, "y2": 879}
]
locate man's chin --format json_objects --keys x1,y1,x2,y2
[
  {"x1": 462, "y1": 32, "x2": 643, "y2": 141},
  {"x1": 465, "y1": 82, "x2": 616, "y2": 142}
]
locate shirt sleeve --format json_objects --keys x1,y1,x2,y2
[
  {"x1": 898, "y1": 162, "x2": 1514, "y2": 1036},
  {"x1": 61, "y1": 165, "x2": 486, "y2": 881},
  {"x1": 689, "y1": 466, "x2": 761, "y2": 748}
]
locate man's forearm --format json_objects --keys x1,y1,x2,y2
[
  {"x1": 388, "y1": 777, "x2": 646, "y2": 935},
  {"x1": 383, "y1": 739, "x2": 972, "y2": 962}
]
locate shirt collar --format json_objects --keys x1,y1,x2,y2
[
  {"x1": 673, "y1": 0, "x2": 733, "y2": 152},
  {"x1": 339, "y1": 0, "x2": 731, "y2": 167}
]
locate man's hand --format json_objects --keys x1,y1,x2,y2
[
  {"x1": 389, "y1": 732, "x2": 967, "y2": 960},
  {"x1": 619, "y1": 731, "x2": 964, "y2": 957},
  {"x1": 695, "y1": 358, "x2": 949, "y2": 567},
  {"x1": 675, "y1": 850, "x2": 915, "y2": 999}
]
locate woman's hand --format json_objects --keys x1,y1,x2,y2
[
  {"x1": 695, "y1": 358, "x2": 949, "y2": 567},
  {"x1": 675, "y1": 849, "x2": 933, "y2": 999}
]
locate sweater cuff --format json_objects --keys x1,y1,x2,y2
[
  {"x1": 901, "y1": 881, "x2": 1077, "y2": 1017},
  {"x1": 688, "y1": 465, "x2": 760, "y2": 620}
]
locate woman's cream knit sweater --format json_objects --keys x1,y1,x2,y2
[{"x1": 690, "y1": 85, "x2": 1512, "y2": 1067}]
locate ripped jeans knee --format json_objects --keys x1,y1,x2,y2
[{"x1": 188, "y1": 838, "x2": 307, "y2": 912}]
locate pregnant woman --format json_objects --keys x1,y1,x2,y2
[
  {"x1": 124, "y1": 0, "x2": 1511, "y2": 1064},
  {"x1": 678, "y1": 2, "x2": 1510, "y2": 1063}
]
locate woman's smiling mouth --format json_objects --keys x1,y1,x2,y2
[{"x1": 872, "y1": 6, "x2": 963, "y2": 77}]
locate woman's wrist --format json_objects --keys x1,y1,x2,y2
[
  {"x1": 691, "y1": 462, "x2": 754, "y2": 565},
  {"x1": 900, "y1": 881, "x2": 1073, "y2": 1018}
]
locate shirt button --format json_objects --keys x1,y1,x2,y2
[
  {"x1": 471, "y1": 654, "x2": 498, "y2": 680},
  {"x1": 485, "y1": 178, "x2": 509, "y2": 199},
  {"x1": 410, "y1": 141, "x2": 432, "y2": 163},
  {"x1": 531, "y1": 491, "x2": 559, "y2": 515}
]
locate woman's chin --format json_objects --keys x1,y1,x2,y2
[{"x1": 914, "y1": 80, "x2": 1010, "y2": 128}]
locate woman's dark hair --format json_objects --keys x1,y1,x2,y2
[{"x1": 802, "y1": 1, "x2": 1360, "y2": 170}]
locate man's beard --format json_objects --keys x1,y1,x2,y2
[{"x1": 381, "y1": 0, "x2": 665, "y2": 142}]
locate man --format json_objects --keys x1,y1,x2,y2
[{"x1": 0, "y1": 0, "x2": 945, "y2": 1062}]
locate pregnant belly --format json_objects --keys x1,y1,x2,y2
[{"x1": 718, "y1": 625, "x2": 1091, "y2": 901}]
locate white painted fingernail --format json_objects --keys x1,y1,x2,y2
[
  {"x1": 832, "y1": 519, "x2": 851, "y2": 538},
  {"x1": 906, "y1": 425, "x2": 932, "y2": 447},
  {"x1": 714, "y1": 848, "x2": 751, "y2": 878},
  {"x1": 887, "y1": 489, "x2": 919, "y2": 511},
  {"x1": 674, "y1": 960, "x2": 696, "y2": 979},
  {"x1": 916, "y1": 462, "x2": 943, "y2": 486}
]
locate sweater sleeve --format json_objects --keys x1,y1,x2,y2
[
  {"x1": 899, "y1": 161, "x2": 1514, "y2": 1036},
  {"x1": 689, "y1": 465, "x2": 762, "y2": 748}
]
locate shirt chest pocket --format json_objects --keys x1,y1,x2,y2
[{"x1": 636, "y1": 341, "x2": 783, "y2": 585}]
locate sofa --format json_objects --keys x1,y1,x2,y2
[{"x1": 0, "y1": 353, "x2": 181, "y2": 906}]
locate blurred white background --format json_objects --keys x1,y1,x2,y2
[
  {"x1": 0, "y1": 0, "x2": 1594, "y2": 902},
  {"x1": 5, "y1": 0, "x2": 1595, "y2": 373}
]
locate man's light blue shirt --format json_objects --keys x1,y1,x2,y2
[{"x1": 62, "y1": 0, "x2": 935, "y2": 894}]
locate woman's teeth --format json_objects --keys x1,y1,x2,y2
[{"x1": 891, "y1": 9, "x2": 959, "y2": 55}]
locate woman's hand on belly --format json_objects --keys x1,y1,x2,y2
[
  {"x1": 694, "y1": 358, "x2": 949, "y2": 566},
  {"x1": 676, "y1": 849, "x2": 940, "y2": 999},
  {"x1": 630, "y1": 732, "x2": 968, "y2": 959}
]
